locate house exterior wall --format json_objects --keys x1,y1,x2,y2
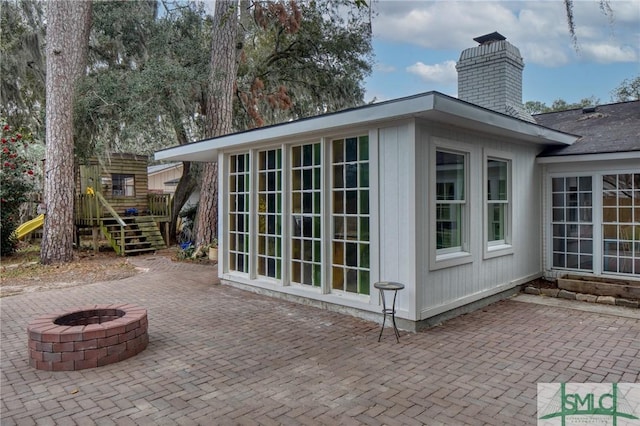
[
  {"x1": 216, "y1": 124, "x2": 419, "y2": 321},
  {"x1": 416, "y1": 122, "x2": 544, "y2": 319},
  {"x1": 214, "y1": 117, "x2": 548, "y2": 325},
  {"x1": 77, "y1": 154, "x2": 150, "y2": 214},
  {"x1": 148, "y1": 164, "x2": 183, "y2": 194},
  {"x1": 542, "y1": 158, "x2": 640, "y2": 279},
  {"x1": 377, "y1": 121, "x2": 418, "y2": 320},
  {"x1": 148, "y1": 165, "x2": 200, "y2": 210}
]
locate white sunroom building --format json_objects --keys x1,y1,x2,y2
[{"x1": 156, "y1": 33, "x2": 639, "y2": 329}]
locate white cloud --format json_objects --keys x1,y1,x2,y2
[
  {"x1": 580, "y1": 43, "x2": 639, "y2": 63},
  {"x1": 371, "y1": 0, "x2": 640, "y2": 67},
  {"x1": 519, "y1": 42, "x2": 570, "y2": 67},
  {"x1": 373, "y1": 1, "x2": 519, "y2": 50},
  {"x1": 406, "y1": 60, "x2": 457, "y2": 85}
]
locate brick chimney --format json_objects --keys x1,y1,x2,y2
[{"x1": 456, "y1": 32, "x2": 535, "y2": 122}]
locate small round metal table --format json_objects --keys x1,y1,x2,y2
[{"x1": 373, "y1": 281, "x2": 405, "y2": 343}]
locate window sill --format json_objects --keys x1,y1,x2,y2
[
  {"x1": 484, "y1": 244, "x2": 514, "y2": 259},
  {"x1": 430, "y1": 251, "x2": 472, "y2": 271}
]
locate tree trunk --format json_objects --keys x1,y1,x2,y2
[
  {"x1": 194, "y1": 162, "x2": 218, "y2": 246},
  {"x1": 194, "y1": 0, "x2": 239, "y2": 247},
  {"x1": 41, "y1": 1, "x2": 92, "y2": 264},
  {"x1": 169, "y1": 161, "x2": 198, "y2": 244},
  {"x1": 166, "y1": 98, "x2": 198, "y2": 245}
]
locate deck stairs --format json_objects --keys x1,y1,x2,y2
[{"x1": 100, "y1": 216, "x2": 166, "y2": 256}]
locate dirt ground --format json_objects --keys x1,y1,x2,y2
[{"x1": 0, "y1": 243, "x2": 212, "y2": 298}]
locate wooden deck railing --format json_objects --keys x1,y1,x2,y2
[
  {"x1": 75, "y1": 193, "x2": 172, "y2": 224},
  {"x1": 76, "y1": 194, "x2": 100, "y2": 226},
  {"x1": 96, "y1": 192, "x2": 127, "y2": 227},
  {"x1": 75, "y1": 192, "x2": 172, "y2": 254},
  {"x1": 147, "y1": 193, "x2": 172, "y2": 219},
  {"x1": 95, "y1": 192, "x2": 127, "y2": 255}
]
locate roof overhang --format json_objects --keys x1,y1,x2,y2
[
  {"x1": 537, "y1": 150, "x2": 640, "y2": 164},
  {"x1": 155, "y1": 92, "x2": 578, "y2": 163}
]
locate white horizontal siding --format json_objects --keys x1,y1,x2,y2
[{"x1": 148, "y1": 166, "x2": 182, "y2": 192}]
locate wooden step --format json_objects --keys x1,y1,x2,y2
[
  {"x1": 123, "y1": 247, "x2": 158, "y2": 254},
  {"x1": 99, "y1": 214, "x2": 165, "y2": 256}
]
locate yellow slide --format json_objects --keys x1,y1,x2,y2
[{"x1": 14, "y1": 214, "x2": 45, "y2": 240}]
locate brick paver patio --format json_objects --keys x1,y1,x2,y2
[{"x1": 1, "y1": 255, "x2": 639, "y2": 425}]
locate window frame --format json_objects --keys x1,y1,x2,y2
[
  {"x1": 483, "y1": 149, "x2": 514, "y2": 259},
  {"x1": 548, "y1": 170, "x2": 640, "y2": 277},
  {"x1": 549, "y1": 174, "x2": 595, "y2": 273},
  {"x1": 602, "y1": 172, "x2": 640, "y2": 275},
  {"x1": 430, "y1": 141, "x2": 472, "y2": 270},
  {"x1": 220, "y1": 130, "x2": 378, "y2": 300},
  {"x1": 330, "y1": 134, "x2": 371, "y2": 296},
  {"x1": 227, "y1": 152, "x2": 251, "y2": 275},
  {"x1": 256, "y1": 148, "x2": 283, "y2": 280},
  {"x1": 290, "y1": 141, "x2": 323, "y2": 288},
  {"x1": 110, "y1": 174, "x2": 135, "y2": 197}
]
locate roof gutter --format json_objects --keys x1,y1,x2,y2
[{"x1": 537, "y1": 150, "x2": 640, "y2": 164}]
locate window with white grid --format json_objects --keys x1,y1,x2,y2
[
  {"x1": 486, "y1": 158, "x2": 509, "y2": 245},
  {"x1": 257, "y1": 148, "x2": 282, "y2": 279},
  {"x1": 229, "y1": 153, "x2": 250, "y2": 273},
  {"x1": 602, "y1": 173, "x2": 640, "y2": 275},
  {"x1": 436, "y1": 150, "x2": 466, "y2": 253},
  {"x1": 551, "y1": 176, "x2": 593, "y2": 271},
  {"x1": 331, "y1": 135, "x2": 370, "y2": 295},
  {"x1": 291, "y1": 142, "x2": 322, "y2": 286}
]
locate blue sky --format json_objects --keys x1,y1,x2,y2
[{"x1": 364, "y1": 0, "x2": 640, "y2": 106}]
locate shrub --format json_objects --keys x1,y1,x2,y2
[{"x1": 1, "y1": 122, "x2": 37, "y2": 256}]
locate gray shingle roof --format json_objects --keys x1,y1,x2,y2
[
  {"x1": 535, "y1": 101, "x2": 640, "y2": 157},
  {"x1": 147, "y1": 163, "x2": 181, "y2": 174}
]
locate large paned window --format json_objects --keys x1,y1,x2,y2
[
  {"x1": 291, "y1": 143, "x2": 322, "y2": 286},
  {"x1": 602, "y1": 173, "x2": 640, "y2": 275},
  {"x1": 229, "y1": 153, "x2": 250, "y2": 273},
  {"x1": 436, "y1": 150, "x2": 466, "y2": 252},
  {"x1": 486, "y1": 158, "x2": 509, "y2": 244},
  {"x1": 551, "y1": 176, "x2": 593, "y2": 271},
  {"x1": 331, "y1": 136, "x2": 370, "y2": 295},
  {"x1": 257, "y1": 149, "x2": 282, "y2": 279}
]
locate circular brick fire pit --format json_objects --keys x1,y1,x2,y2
[{"x1": 27, "y1": 304, "x2": 148, "y2": 371}]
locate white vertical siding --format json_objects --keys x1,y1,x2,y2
[
  {"x1": 377, "y1": 122, "x2": 418, "y2": 319},
  {"x1": 213, "y1": 118, "x2": 568, "y2": 325},
  {"x1": 218, "y1": 151, "x2": 227, "y2": 274},
  {"x1": 416, "y1": 122, "x2": 543, "y2": 318}
]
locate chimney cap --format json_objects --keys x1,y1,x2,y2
[{"x1": 473, "y1": 31, "x2": 506, "y2": 45}]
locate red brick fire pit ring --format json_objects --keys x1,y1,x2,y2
[{"x1": 27, "y1": 304, "x2": 148, "y2": 371}]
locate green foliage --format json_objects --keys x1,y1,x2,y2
[
  {"x1": 235, "y1": 0, "x2": 374, "y2": 129},
  {"x1": 74, "y1": 0, "x2": 374, "y2": 157},
  {"x1": 525, "y1": 96, "x2": 600, "y2": 114},
  {"x1": 74, "y1": 1, "x2": 211, "y2": 159},
  {"x1": 0, "y1": 0, "x2": 46, "y2": 137},
  {"x1": 176, "y1": 242, "x2": 196, "y2": 260},
  {"x1": 526, "y1": 75, "x2": 639, "y2": 115},
  {"x1": 611, "y1": 76, "x2": 640, "y2": 102},
  {"x1": 1, "y1": 122, "x2": 38, "y2": 256}
]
